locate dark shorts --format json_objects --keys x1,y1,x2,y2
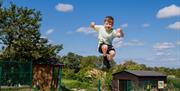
[{"x1": 98, "y1": 43, "x2": 115, "y2": 54}]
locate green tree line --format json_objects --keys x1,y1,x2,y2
[{"x1": 59, "y1": 52, "x2": 180, "y2": 90}]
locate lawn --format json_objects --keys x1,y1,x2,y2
[{"x1": 61, "y1": 79, "x2": 97, "y2": 91}]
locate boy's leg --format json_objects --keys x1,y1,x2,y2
[
  {"x1": 100, "y1": 44, "x2": 109, "y2": 68},
  {"x1": 106, "y1": 45, "x2": 115, "y2": 69},
  {"x1": 99, "y1": 44, "x2": 114, "y2": 69},
  {"x1": 107, "y1": 50, "x2": 116, "y2": 61},
  {"x1": 104, "y1": 50, "x2": 115, "y2": 69},
  {"x1": 101, "y1": 44, "x2": 108, "y2": 56}
]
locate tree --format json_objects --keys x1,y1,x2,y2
[
  {"x1": 80, "y1": 56, "x2": 101, "y2": 68},
  {"x1": 0, "y1": 3, "x2": 62, "y2": 61},
  {"x1": 61, "y1": 52, "x2": 81, "y2": 73}
]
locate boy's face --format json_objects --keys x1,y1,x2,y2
[{"x1": 104, "y1": 21, "x2": 113, "y2": 31}]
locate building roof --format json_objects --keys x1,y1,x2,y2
[{"x1": 113, "y1": 70, "x2": 166, "y2": 77}]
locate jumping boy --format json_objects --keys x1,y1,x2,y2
[{"x1": 90, "y1": 16, "x2": 124, "y2": 69}]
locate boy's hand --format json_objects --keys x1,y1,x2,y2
[
  {"x1": 90, "y1": 22, "x2": 96, "y2": 28},
  {"x1": 116, "y1": 28, "x2": 124, "y2": 37},
  {"x1": 116, "y1": 28, "x2": 122, "y2": 33}
]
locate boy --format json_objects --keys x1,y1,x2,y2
[{"x1": 90, "y1": 16, "x2": 124, "y2": 69}]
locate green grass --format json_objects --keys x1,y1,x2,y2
[
  {"x1": 0, "y1": 88, "x2": 32, "y2": 91},
  {"x1": 0, "y1": 88, "x2": 56, "y2": 91},
  {"x1": 0, "y1": 79, "x2": 97, "y2": 91},
  {"x1": 62, "y1": 79, "x2": 97, "y2": 91},
  {"x1": 2, "y1": 77, "x2": 179, "y2": 91}
]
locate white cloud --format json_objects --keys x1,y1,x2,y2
[
  {"x1": 155, "y1": 52, "x2": 171, "y2": 56},
  {"x1": 76, "y1": 27, "x2": 96, "y2": 35},
  {"x1": 142, "y1": 23, "x2": 150, "y2": 27},
  {"x1": 156, "y1": 4, "x2": 180, "y2": 19},
  {"x1": 120, "y1": 23, "x2": 128, "y2": 28},
  {"x1": 166, "y1": 58, "x2": 179, "y2": 61},
  {"x1": 55, "y1": 3, "x2": 74, "y2": 12},
  {"x1": 123, "y1": 40, "x2": 145, "y2": 46},
  {"x1": 112, "y1": 38, "x2": 124, "y2": 48},
  {"x1": 176, "y1": 41, "x2": 180, "y2": 45},
  {"x1": 45, "y1": 29, "x2": 54, "y2": 35},
  {"x1": 167, "y1": 21, "x2": 180, "y2": 30},
  {"x1": 114, "y1": 39, "x2": 144, "y2": 48},
  {"x1": 153, "y1": 42, "x2": 175, "y2": 50},
  {"x1": 152, "y1": 56, "x2": 180, "y2": 67}
]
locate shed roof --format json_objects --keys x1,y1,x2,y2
[{"x1": 113, "y1": 70, "x2": 166, "y2": 77}]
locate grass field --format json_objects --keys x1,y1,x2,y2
[
  {"x1": 1, "y1": 77, "x2": 179, "y2": 91},
  {"x1": 61, "y1": 79, "x2": 97, "y2": 91},
  {"x1": 0, "y1": 88, "x2": 32, "y2": 91}
]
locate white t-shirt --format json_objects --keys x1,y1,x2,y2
[{"x1": 94, "y1": 25, "x2": 116, "y2": 47}]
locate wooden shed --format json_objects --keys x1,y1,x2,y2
[
  {"x1": 32, "y1": 57, "x2": 63, "y2": 90},
  {"x1": 112, "y1": 70, "x2": 167, "y2": 91}
]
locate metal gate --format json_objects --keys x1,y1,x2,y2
[{"x1": 0, "y1": 60, "x2": 32, "y2": 87}]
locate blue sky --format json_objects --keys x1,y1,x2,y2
[{"x1": 3, "y1": 0, "x2": 180, "y2": 68}]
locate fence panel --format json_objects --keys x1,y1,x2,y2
[{"x1": 0, "y1": 61, "x2": 32, "y2": 87}]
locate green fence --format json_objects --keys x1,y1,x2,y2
[{"x1": 0, "y1": 60, "x2": 32, "y2": 87}]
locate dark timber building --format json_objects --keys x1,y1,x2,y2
[{"x1": 112, "y1": 70, "x2": 167, "y2": 91}]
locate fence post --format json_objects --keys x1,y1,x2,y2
[
  {"x1": 29, "y1": 61, "x2": 32, "y2": 87},
  {"x1": 0, "y1": 66, "x2": 2, "y2": 90},
  {"x1": 58, "y1": 66, "x2": 62, "y2": 91},
  {"x1": 98, "y1": 79, "x2": 101, "y2": 91}
]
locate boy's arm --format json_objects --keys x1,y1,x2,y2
[
  {"x1": 116, "y1": 28, "x2": 124, "y2": 38},
  {"x1": 90, "y1": 22, "x2": 99, "y2": 31}
]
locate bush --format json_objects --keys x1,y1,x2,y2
[
  {"x1": 167, "y1": 77, "x2": 180, "y2": 90},
  {"x1": 62, "y1": 79, "x2": 95, "y2": 90}
]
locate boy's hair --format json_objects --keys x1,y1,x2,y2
[{"x1": 104, "y1": 16, "x2": 114, "y2": 24}]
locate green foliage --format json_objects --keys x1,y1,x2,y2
[
  {"x1": 75, "y1": 67, "x2": 91, "y2": 82},
  {"x1": 61, "y1": 52, "x2": 81, "y2": 73},
  {"x1": 122, "y1": 60, "x2": 146, "y2": 70},
  {"x1": 62, "y1": 68, "x2": 76, "y2": 80},
  {"x1": 60, "y1": 54, "x2": 180, "y2": 90},
  {"x1": 111, "y1": 60, "x2": 146, "y2": 74},
  {"x1": 152, "y1": 67, "x2": 180, "y2": 78},
  {"x1": 104, "y1": 71, "x2": 113, "y2": 90},
  {"x1": 62, "y1": 79, "x2": 96, "y2": 91},
  {"x1": 0, "y1": 3, "x2": 62, "y2": 61},
  {"x1": 167, "y1": 77, "x2": 180, "y2": 90},
  {"x1": 80, "y1": 56, "x2": 101, "y2": 68}
]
